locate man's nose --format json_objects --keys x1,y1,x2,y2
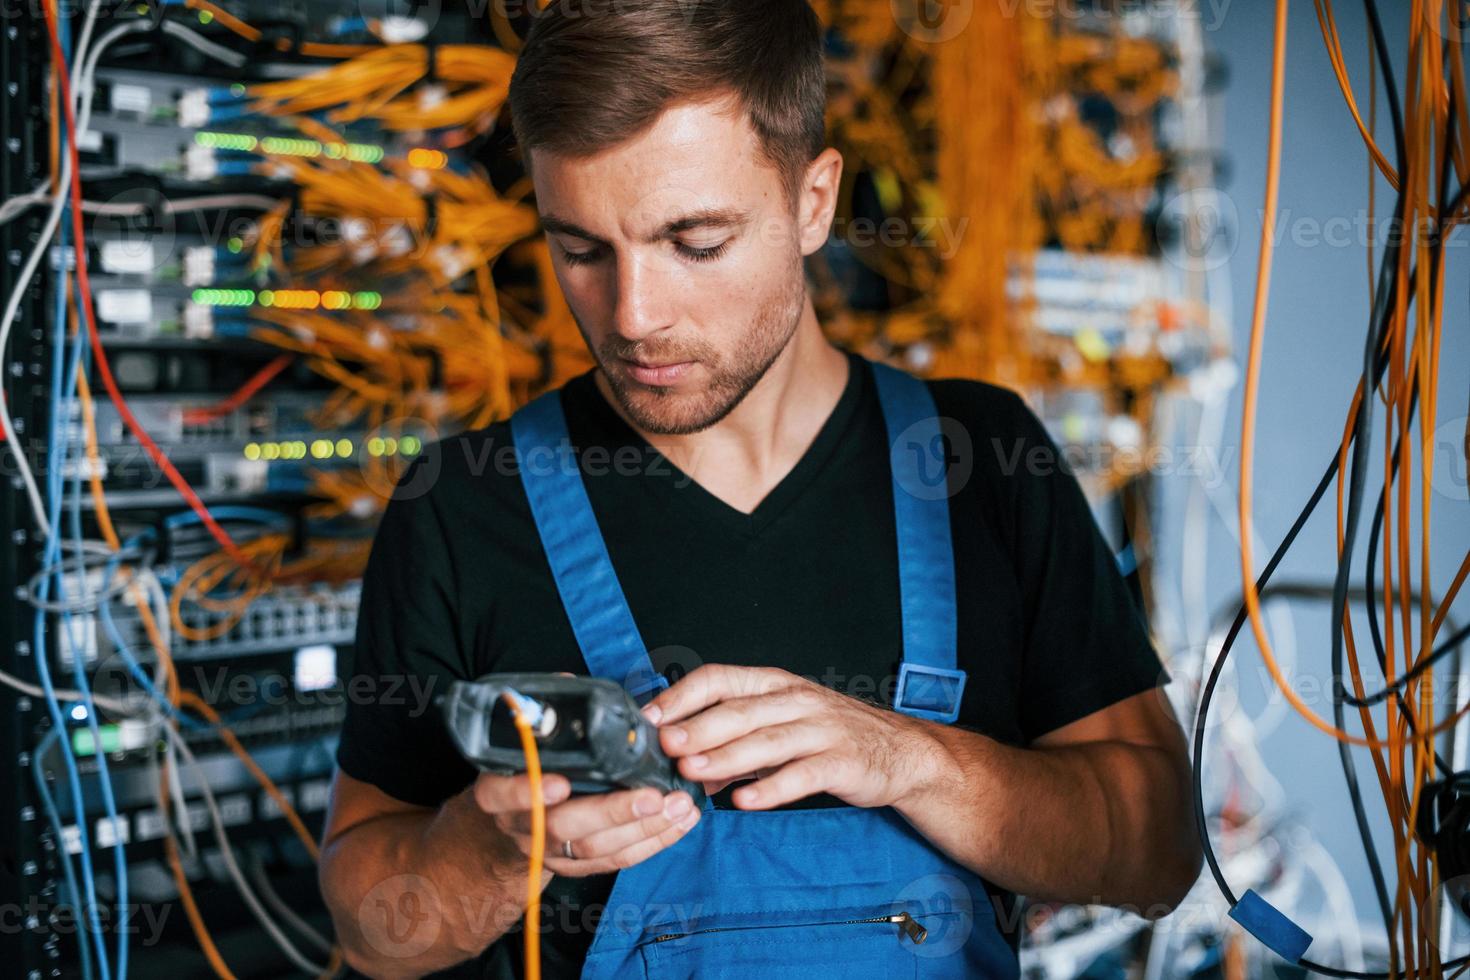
[{"x1": 610, "y1": 252, "x2": 673, "y2": 343}]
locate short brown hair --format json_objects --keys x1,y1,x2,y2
[{"x1": 507, "y1": 0, "x2": 827, "y2": 208}]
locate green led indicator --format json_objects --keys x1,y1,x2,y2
[
  {"x1": 191, "y1": 288, "x2": 255, "y2": 308},
  {"x1": 346, "y1": 144, "x2": 384, "y2": 164},
  {"x1": 196, "y1": 131, "x2": 258, "y2": 152},
  {"x1": 72, "y1": 725, "x2": 122, "y2": 757},
  {"x1": 196, "y1": 131, "x2": 386, "y2": 165}
]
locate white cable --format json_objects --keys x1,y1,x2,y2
[
  {"x1": 140, "y1": 566, "x2": 172, "y2": 658},
  {"x1": 248, "y1": 853, "x2": 334, "y2": 956},
  {"x1": 159, "y1": 20, "x2": 247, "y2": 67},
  {"x1": 0, "y1": 186, "x2": 51, "y2": 225},
  {"x1": 120, "y1": 562, "x2": 199, "y2": 865},
  {"x1": 1, "y1": 19, "x2": 258, "y2": 229},
  {"x1": 1301, "y1": 839, "x2": 1365, "y2": 973},
  {"x1": 79, "y1": 193, "x2": 281, "y2": 216},
  {"x1": 157, "y1": 725, "x2": 330, "y2": 976},
  {"x1": 10, "y1": 192, "x2": 281, "y2": 221},
  {"x1": 4, "y1": 13, "x2": 278, "y2": 531},
  {"x1": 1179, "y1": 388, "x2": 1221, "y2": 655},
  {"x1": 0, "y1": 162, "x2": 69, "y2": 537},
  {"x1": 165, "y1": 722, "x2": 198, "y2": 861},
  {"x1": 0, "y1": 668, "x2": 139, "y2": 714},
  {"x1": 0, "y1": 15, "x2": 147, "y2": 538}
]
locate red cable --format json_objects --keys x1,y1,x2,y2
[
  {"x1": 42, "y1": 2, "x2": 253, "y2": 569},
  {"x1": 182, "y1": 354, "x2": 293, "y2": 425}
]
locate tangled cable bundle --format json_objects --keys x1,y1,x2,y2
[
  {"x1": 252, "y1": 154, "x2": 540, "y2": 286},
  {"x1": 247, "y1": 43, "x2": 519, "y2": 135},
  {"x1": 1191, "y1": 3, "x2": 1470, "y2": 977}
]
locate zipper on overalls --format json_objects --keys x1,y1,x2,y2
[{"x1": 650, "y1": 910, "x2": 928, "y2": 945}]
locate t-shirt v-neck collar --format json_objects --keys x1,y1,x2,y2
[{"x1": 561, "y1": 351, "x2": 867, "y2": 537}]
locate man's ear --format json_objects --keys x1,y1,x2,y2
[{"x1": 796, "y1": 148, "x2": 845, "y2": 257}]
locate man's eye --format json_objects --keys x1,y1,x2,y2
[
  {"x1": 676, "y1": 240, "x2": 731, "y2": 263},
  {"x1": 557, "y1": 243, "x2": 601, "y2": 267}
]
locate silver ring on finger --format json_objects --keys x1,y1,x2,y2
[{"x1": 562, "y1": 838, "x2": 576, "y2": 860}]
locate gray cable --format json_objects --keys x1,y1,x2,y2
[{"x1": 157, "y1": 725, "x2": 331, "y2": 976}]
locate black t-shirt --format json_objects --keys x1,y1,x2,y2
[{"x1": 335, "y1": 350, "x2": 1167, "y2": 978}]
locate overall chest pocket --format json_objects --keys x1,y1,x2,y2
[{"x1": 635, "y1": 908, "x2": 970, "y2": 980}]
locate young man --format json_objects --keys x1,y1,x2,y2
[{"x1": 319, "y1": 1, "x2": 1201, "y2": 977}]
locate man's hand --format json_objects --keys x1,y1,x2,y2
[
  {"x1": 641, "y1": 664, "x2": 939, "y2": 811},
  {"x1": 476, "y1": 771, "x2": 702, "y2": 876}
]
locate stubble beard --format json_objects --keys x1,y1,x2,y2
[{"x1": 587, "y1": 263, "x2": 808, "y2": 436}]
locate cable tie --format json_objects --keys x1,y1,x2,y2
[{"x1": 1228, "y1": 889, "x2": 1312, "y2": 963}]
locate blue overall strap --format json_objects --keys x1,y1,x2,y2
[
  {"x1": 509, "y1": 391, "x2": 668, "y2": 702},
  {"x1": 869, "y1": 361, "x2": 967, "y2": 724}
]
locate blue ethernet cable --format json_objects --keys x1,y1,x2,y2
[
  {"x1": 32, "y1": 728, "x2": 94, "y2": 980},
  {"x1": 35, "y1": 187, "x2": 113, "y2": 980}
]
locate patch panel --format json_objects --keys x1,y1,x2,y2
[{"x1": 105, "y1": 583, "x2": 359, "y2": 662}]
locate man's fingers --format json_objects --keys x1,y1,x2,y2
[
  {"x1": 700, "y1": 777, "x2": 742, "y2": 795},
  {"x1": 677, "y1": 720, "x2": 829, "y2": 783},
  {"x1": 580, "y1": 809, "x2": 702, "y2": 872},
  {"x1": 562, "y1": 792, "x2": 698, "y2": 861},
  {"x1": 504, "y1": 800, "x2": 702, "y2": 876},
  {"x1": 644, "y1": 664, "x2": 799, "y2": 727},
  {"x1": 658, "y1": 691, "x2": 812, "y2": 758},
  {"x1": 504, "y1": 785, "x2": 672, "y2": 842},
  {"x1": 496, "y1": 786, "x2": 690, "y2": 837},
  {"x1": 473, "y1": 771, "x2": 571, "y2": 815},
  {"x1": 730, "y1": 757, "x2": 829, "y2": 810}
]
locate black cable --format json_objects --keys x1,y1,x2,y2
[
  {"x1": 1349, "y1": 455, "x2": 1469, "y2": 712},
  {"x1": 1364, "y1": 0, "x2": 1406, "y2": 176},
  {"x1": 1362, "y1": 406, "x2": 1411, "y2": 702},
  {"x1": 1193, "y1": 452, "x2": 1334, "y2": 912},
  {"x1": 1322, "y1": 2, "x2": 1436, "y2": 944},
  {"x1": 1190, "y1": 456, "x2": 1470, "y2": 978},
  {"x1": 1324, "y1": 150, "x2": 1409, "y2": 946},
  {"x1": 1210, "y1": 579, "x2": 1461, "y2": 771},
  {"x1": 1338, "y1": 70, "x2": 1464, "y2": 713},
  {"x1": 1185, "y1": 2, "x2": 1465, "y2": 973},
  {"x1": 1189, "y1": 203, "x2": 1457, "y2": 979},
  {"x1": 1195, "y1": 229, "x2": 1470, "y2": 980},
  {"x1": 1352, "y1": 414, "x2": 1459, "y2": 776},
  {"x1": 1330, "y1": 291, "x2": 1394, "y2": 941}
]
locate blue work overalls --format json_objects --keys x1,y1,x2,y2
[{"x1": 509, "y1": 358, "x2": 1020, "y2": 979}]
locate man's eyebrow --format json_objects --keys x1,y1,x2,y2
[
  {"x1": 538, "y1": 214, "x2": 606, "y2": 244},
  {"x1": 660, "y1": 207, "x2": 750, "y2": 237},
  {"x1": 539, "y1": 206, "x2": 751, "y2": 246}
]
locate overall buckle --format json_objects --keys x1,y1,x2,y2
[
  {"x1": 625, "y1": 671, "x2": 670, "y2": 706},
  {"x1": 894, "y1": 662, "x2": 967, "y2": 723}
]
